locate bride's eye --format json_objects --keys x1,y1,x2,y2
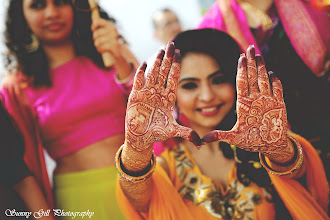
[
  {"x1": 54, "y1": 0, "x2": 71, "y2": 6},
  {"x1": 181, "y1": 82, "x2": 197, "y2": 90},
  {"x1": 212, "y1": 75, "x2": 226, "y2": 85}
]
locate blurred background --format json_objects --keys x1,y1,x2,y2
[
  {"x1": 0, "y1": 0, "x2": 215, "y2": 82},
  {"x1": 0, "y1": 0, "x2": 215, "y2": 182}
]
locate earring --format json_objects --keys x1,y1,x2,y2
[{"x1": 25, "y1": 33, "x2": 39, "y2": 53}]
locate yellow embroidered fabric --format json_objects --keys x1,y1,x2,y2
[
  {"x1": 161, "y1": 143, "x2": 276, "y2": 220},
  {"x1": 116, "y1": 133, "x2": 328, "y2": 219}
]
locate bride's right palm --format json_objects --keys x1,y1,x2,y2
[{"x1": 125, "y1": 43, "x2": 202, "y2": 152}]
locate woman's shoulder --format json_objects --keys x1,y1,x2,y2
[{"x1": 1, "y1": 72, "x2": 30, "y2": 94}]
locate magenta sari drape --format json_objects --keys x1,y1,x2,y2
[{"x1": 197, "y1": 0, "x2": 330, "y2": 78}]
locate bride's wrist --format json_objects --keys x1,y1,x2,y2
[
  {"x1": 121, "y1": 141, "x2": 154, "y2": 172},
  {"x1": 116, "y1": 144, "x2": 156, "y2": 183},
  {"x1": 262, "y1": 135, "x2": 295, "y2": 164},
  {"x1": 259, "y1": 134, "x2": 303, "y2": 176}
]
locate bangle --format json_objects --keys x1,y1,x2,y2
[
  {"x1": 259, "y1": 134, "x2": 303, "y2": 176},
  {"x1": 115, "y1": 63, "x2": 135, "y2": 84},
  {"x1": 115, "y1": 144, "x2": 156, "y2": 183}
]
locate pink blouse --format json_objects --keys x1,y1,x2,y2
[{"x1": 26, "y1": 57, "x2": 129, "y2": 160}]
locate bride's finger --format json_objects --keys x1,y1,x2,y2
[
  {"x1": 132, "y1": 62, "x2": 147, "y2": 91},
  {"x1": 172, "y1": 124, "x2": 203, "y2": 148},
  {"x1": 165, "y1": 49, "x2": 181, "y2": 93},
  {"x1": 236, "y1": 55, "x2": 248, "y2": 98},
  {"x1": 145, "y1": 49, "x2": 165, "y2": 88},
  {"x1": 246, "y1": 45, "x2": 259, "y2": 96},
  {"x1": 156, "y1": 42, "x2": 175, "y2": 89},
  {"x1": 202, "y1": 130, "x2": 236, "y2": 145},
  {"x1": 256, "y1": 55, "x2": 272, "y2": 96},
  {"x1": 269, "y1": 71, "x2": 284, "y2": 102}
]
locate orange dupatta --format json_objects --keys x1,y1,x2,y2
[
  {"x1": 116, "y1": 134, "x2": 329, "y2": 219},
  {"x1": 270, "y1": 133, "x2": 329, "y2": 220}
]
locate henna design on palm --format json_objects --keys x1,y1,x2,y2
[
  {"x1": 126, "y1": 43, "x2": 202, "y2": 152},
  {"x1": 203, "y1": 46, "x2": 292, "y2": 162}
]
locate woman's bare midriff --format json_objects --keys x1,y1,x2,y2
[{"x1": 54, "y1": 134, "x2": 125, "y2": 174}]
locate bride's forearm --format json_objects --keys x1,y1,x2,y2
[{"x1": 117, "y1": 142, "x2": 155, "y2": 212}]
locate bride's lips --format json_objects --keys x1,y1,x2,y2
[{"x1": 197, "y1": 104, "x2": 223, "y2": 116}]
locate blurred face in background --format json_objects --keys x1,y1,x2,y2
[
  {"x1": 23, "y1": 0, "x2": 74, "y2": 46},
  {"x1": 153, "y1": 10, "x2": 182, "y2": 45}
]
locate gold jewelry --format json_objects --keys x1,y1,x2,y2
[
  {"x1": 25, "y1": 34, "x2": 39, "y2": 53},
  {"x1": 259, "y1": 134, "x2": 303, "y2": 176},
  {"x1": 231, "y1": 145, "x2": 262, "y2": 169},
  {"x1": 115, "y1": 63, "x2": 135, "y2": 84},
  {"x1": 238, "y1": 1, "x2": 274, "y2": 31},
  {"x1": 115, "y1": 144, "x2": 156, "y2": 183}
]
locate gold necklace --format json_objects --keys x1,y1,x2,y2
[{"x1": 238, "y1": 1, "x2": 274, "y2": 31}]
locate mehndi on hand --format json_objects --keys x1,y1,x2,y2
[
  {"x1": 203, "y1": 45, "x2": 293, "y2": 163},
  {"x1": 125, "y1": 42, "x2": 202, "y2": 153}
]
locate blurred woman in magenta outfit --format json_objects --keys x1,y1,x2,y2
[{"x1": 1, "y1": 0, "x2": 137, "y2": 219}]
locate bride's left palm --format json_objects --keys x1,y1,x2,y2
[{"x1": 203, "y1": 46, "x2": 288, "y2": 156}]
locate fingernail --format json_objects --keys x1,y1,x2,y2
[
  {"x1": 240, "y1": 53, "x2": 245, "y2": 57},
  {"x1": 269, "y1": 71, "x2": 277, "y2": 77},
  {"x1": 202, "y1": 132, "x2": 218, "y2": 143},
  {"x1": 238, "y1": 56, "x2": 246, "y2": 69},
  {"x1": 247, "y1": 45, "x2": 255, "y2": 59},
  {"x1": 189, "y1": 130, "x2": 203, "y2": 147},
  {"x1": 268, "y1": 71, "x2": 279, "y2": 82},
  {"x1": 173, "y1": 49, "x2": 181, "y2": 63},
  {"x1": 166, "y1": 43, "x2": 175, "y2": 57},
  {"x1": 255, "y1": 55, "x2": 264, "y2": 65},
  {"x1": 139, "y1": 61, "x2": 147, "y2": 71},
  {"x1": 157, "y1": 49, "x2": 165, "y2": 59}
]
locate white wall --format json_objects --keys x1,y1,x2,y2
[
  {"x1": 99, "y1": 0, "x2": 203, "y2": 63},
  {"x1": 0, "y1": 1, "x2": 8, "y2": 82}
]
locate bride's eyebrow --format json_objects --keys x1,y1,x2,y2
[
  {"x1": 178, "y1": 77, "x2": 199, "y2": 84},
  {"x1": 178, "y1": 70, "x2": 224, "y2": 84},
  {"x1": 207, "y1": 70, "x2": 224, "y2": 79}
]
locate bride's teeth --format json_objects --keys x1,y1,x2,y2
[{"x1": 201, "y1": 107, "x2": 217, "y2": 112}]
